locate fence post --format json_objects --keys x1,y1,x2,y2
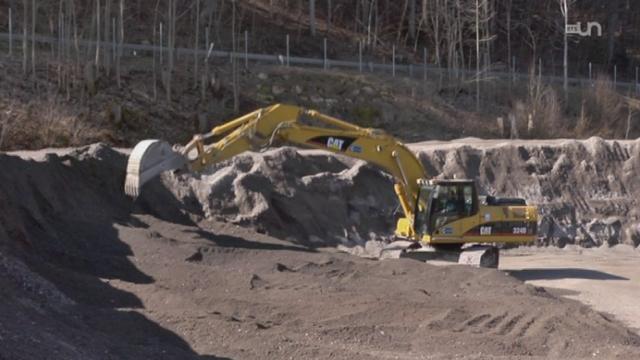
[
  {"x1": 323, "y1": 37, "x2": 328, "y2": 70},
  {"x1": 423, "y1": 47, "x2": 427, "y2": 82},
  {"x1": 636, "y1": 66, "x2": 638, "y2": 94},
  {"x1": 589, "y1": 62, "x2": 592, "y2": 82},
  {"x1": 614, "y1": 64, "x2": 617, "y2": 87},
  {"x1": 512, "y1": 56, "x2": 516, "y2": 83},
  {"x1": 392, "y1": 45, "x2": 396, "y2": 77},
  {"x1": 244, "y1": 30, "x2": 248, "y2": 69},
  {"x1": 286, "y1": 34, "x2": 290, "y2": 67},
  {"x1": 8, "y1": 7, "x2": 12, "y2": 56},
  {"x1": 358, "y1": 40, "x2": 362, "y2": 73}
]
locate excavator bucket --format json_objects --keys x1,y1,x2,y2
[{"x1": 124, "y1": 140, "x2": 187, "y2": 197}]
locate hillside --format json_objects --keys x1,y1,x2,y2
[{"x1": 1, "y1": 0, "x2": 640, "y2": 151}]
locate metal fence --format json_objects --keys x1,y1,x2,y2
[{"x1": 1, "y1": 29, "x2": 639, "y2": 95}]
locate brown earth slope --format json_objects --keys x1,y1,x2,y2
[{"x1": 0, "y1": 144, "x2": 639, "y2": 359}]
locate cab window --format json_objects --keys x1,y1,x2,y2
[{"x1": 431, "y1": 183, "x2": 477, "y2": 229}]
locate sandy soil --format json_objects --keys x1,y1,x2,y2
[
  {"x1": 501, "y1": 246, "x2": 640, "y2": 334},
  {"x1": 1, "y1": 144, "x2": 639, "y2": 359}
]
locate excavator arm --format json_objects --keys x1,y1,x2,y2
[
  {"x1": 125, "y1": 103, "x2": 538, "y2": 267},
  {"x1": 125, "y1": 104, "x2": 427, "y2": 226}
]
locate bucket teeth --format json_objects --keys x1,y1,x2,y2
[{"x1": 124, "y1": 140, "x2": 187, "y2": 197}]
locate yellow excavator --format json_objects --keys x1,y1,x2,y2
[{"x1": 125, "y1": 104, "x2": 537, "y2": 267}]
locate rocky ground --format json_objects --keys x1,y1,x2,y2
[{"x1": 1, "y1": 142, "x2": 640, "y2": 359}]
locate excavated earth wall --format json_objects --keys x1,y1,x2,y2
[{"x1": 172, "y1": 138, "x2": 640, "y2": 248}]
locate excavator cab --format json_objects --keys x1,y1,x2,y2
[
  {"x1": 412, "y1": 179, "x2": 536, "y2": 246},
  {"x1": 414, "y1": 180, "x2": 478, "y2": 241},
  {"x1": 385, "y1": 178, "x2": 536, "y2": 267}
]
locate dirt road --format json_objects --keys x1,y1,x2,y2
[{"x1": 501, "y1": 246, "x2": 640, "y2": 334}]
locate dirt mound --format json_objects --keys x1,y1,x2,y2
[
  {"x1": 0, "y1": 144, "x2": 216, "y2": 359},
  {"x1": 168, "y1": 147, "x2": 396, "y2": 246}
]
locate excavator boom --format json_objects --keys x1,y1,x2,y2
[
  {"x1": 125, "y1": 103, "x2": 537, "y2": 261},
  {"x1": 125, "y1": 104, "x2": 427, "y2": 224}
]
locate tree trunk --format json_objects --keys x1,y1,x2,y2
[
  {"x1": 326, "y1": 0, "x2": 331, "y2": 33},
  {"x1": 366, "y1": 0, "x2": 375, "y2": 46},
  {"x1": 559, "y1": 0, "x2": 568, "y2": 97},
  {"x1": 194, "y1": 0, "x2": 200, "y2": 89},
  {"x1": 104, "y1": 0, "x2": 111, "y2": 74},
  {"x1": 117, "y1": 0, "x2": 124, "y2": 88},
  {"x1": 396, "y1": 0, "x2": 408, "y2": 45},
  {"x1": 31, "y1": 0, "x2": 36, "y2": 79},
  {"x1": 408, "y1": 0, "x2": 415, "y2": 40},
  {"x1": 506, "y1": 0, "x2": 511, "y2": 71},
  {"x1": 232, "y1": 0, "x2": 240, "y2": 113},
  {"x1": 95, "y1": 0, "x2": 100, "y2": 68},
  {"x1": 22, "y1": 0, "x2": 28, "y2": 75},
  {"x1": 431, "y1": 0, "x2": 440, "y2": 66},
  {"x1": 606, "y1": 0, "x2": 619, "y2": 65},
  {"x1": 166, "y1": 0, "x2": 176, "y2": 102},
  {"x1": 309, "y1": 0, "x2": 316, "y2": 36},
  {"x1": 475, "y1": 0, "x2": 480, "y2": 111},
  {"x1": 153, "y1": 1, "x2": 158, "y2": 100}
]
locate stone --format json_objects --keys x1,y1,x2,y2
[
  {"x1": 362, "y1": 86, "x2": 375, "y2": 95},
  {"x1": 586, "y1": 218, "x2": 622, "y2": 246},
  {"x1": 272, "y1": 85, "x2": 285, "y2": 95}
]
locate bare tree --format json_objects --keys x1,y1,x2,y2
[
  {"x1": 166, "y1": 0, "x2": 176, "y2": 102},
  {"x1": 429, "y1": 0, "x2": 441, "y2": 67},
  {"x1": 95, "y1": 0, "x2": 100, "y2": 68},
  {"x1": 57, "y1": 0, "x2": 64, "y2": 89},
  {"x1": 366, "y1": 0, "x2": 376, "y2": 46},
  {"x1": 558, "y1": 0, "x2": 574, "y2": 98},
  {"x1": 194, "y1": 0, "x2": 200, "y2": 88},
  {"x1": 152, "y1": 0, "x2": 160, "y2": 100},
  {"x1": 31, "y1": 0, "x2": 36, "y2": 79},
  {"x1": 505, "y1": 0, "x2": 512, "y2": 71},
  {"x1": 475, "y1": 0, "x2": 480, "y2": 110},
  {"x1": 104, "y1": 0, "x2": 111, "y2": 74},
  {"x1": 326, "y1": 0, "x2": 332, "y2": 33},
  {"x1": 606, "y1": 0, "x2": 620, "y2": 65},
  {"x1": 408, "y1": 0, "x2": 416, "y2": 39},
  {"x1": 8, "y1": 6, "x2": 13, "y2": 56},
  {"x1": 309, "y1": 0, "x2": 316, "y2": 36},
  {"x1": 232, "y1": 0, "x2": 240, "y2": 113},
  {"x1": 22, "y1": 0, "x2": 28, "y2": 75},
  {"x1": 396, "y1": 0, "x2": 408, "y2": 45},
  {"x1": 117, "y1": 0, "x2": 124, "y2": 88}
]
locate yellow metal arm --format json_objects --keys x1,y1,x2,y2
[{"x1": 181, "y1": 104, "x2": 428, "y2": 224}]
